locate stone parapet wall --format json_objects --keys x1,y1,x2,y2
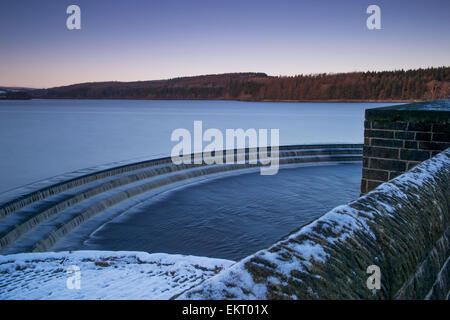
[
  {"x1": 361, "y1": 100, "x2": 450, "y2": 194},
  {"x1": 0, "y1": 144, "x2": 362, "y2": 255}
]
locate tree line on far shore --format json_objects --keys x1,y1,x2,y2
[{"x1": 35, "y1": 67, "x2": 449, "y2": 101}]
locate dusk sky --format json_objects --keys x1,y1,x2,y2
[{"x1": 1, "y1": 0, "x2": 449, "y2": 88}]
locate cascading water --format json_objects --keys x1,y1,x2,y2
[{"x1": 0, "y1": 144, "x2": 362, "y2": 256}]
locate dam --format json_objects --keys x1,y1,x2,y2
[
  {"x1": 0, "y1": 144, "x2": 362, "y2": 256},
  {"x1": 0, "y1": 100, "x2": 448, "y2": 300}
]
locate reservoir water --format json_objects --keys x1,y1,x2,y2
[
  {"x1": 0, "y1": 100, "x2": 400, "y2": 259},
  {"x1": 0, "y1": 99, "x2": 397, "y2": 193}
]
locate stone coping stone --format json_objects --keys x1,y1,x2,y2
[{"x1": 365, "y1": 100, "x2": 450, "y2": 124}]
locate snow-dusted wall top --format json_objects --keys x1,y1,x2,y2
[
  {"x1": 180, "y1": 148, "x2": 450, "y2": 300},
  {"x1": 0, "y1": 251, "x2": 234, "y2": 300}
]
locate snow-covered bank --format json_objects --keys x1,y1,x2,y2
[{"x1": 0, "y1": 250, "x2": 234, "y2": 299}]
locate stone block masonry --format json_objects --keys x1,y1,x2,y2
[{"x1": 361, "y1": 100, "x2": 450, "y2": 194}]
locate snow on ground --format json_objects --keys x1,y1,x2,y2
[{"x1": 0, "y1": 250, "x2": 234, "y2": 300}]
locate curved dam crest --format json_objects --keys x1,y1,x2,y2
[{"x1": 0, "y1": 144, "x2": 362, "y2": 255}]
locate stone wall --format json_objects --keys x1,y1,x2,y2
[
  {"x1": 361, "y1": 100, "x2": 450, "y2": 194},
  {"x1": 179, "y1": 148, "x2": 450, "y2": 299}
]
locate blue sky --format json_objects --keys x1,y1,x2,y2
[{"x1": 0, "y1": 0, "x2": 449, "y2": 87}]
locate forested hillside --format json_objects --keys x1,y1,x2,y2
[{"x1": 34, "y1": 67, "x2": 449, "y2": 101}]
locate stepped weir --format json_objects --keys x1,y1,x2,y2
[{"x1": 0, "y1": 144, "x2": 362, "y2": 255}]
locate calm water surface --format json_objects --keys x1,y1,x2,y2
[{"x1": 0, "y1": 99, "x2": 398, "y2": 193}]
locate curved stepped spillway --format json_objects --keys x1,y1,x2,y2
[{"x1": 0, "y1": 144, "x2": 362, "y2": 255}]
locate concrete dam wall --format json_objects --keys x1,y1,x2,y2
[
  {"x1": 179, "y1": 148, "x2": 450, "y2": 300},
  {"x1": 0, "y1": 144, "x2": 362, "y2": 255}
]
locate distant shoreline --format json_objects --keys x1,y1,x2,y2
[
  {"x1": 24, "y1": 97, "x2": 420, "y2": 103},
  {"x1": 8, "y1": 67, "x2": 450, "y2": 102}
]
